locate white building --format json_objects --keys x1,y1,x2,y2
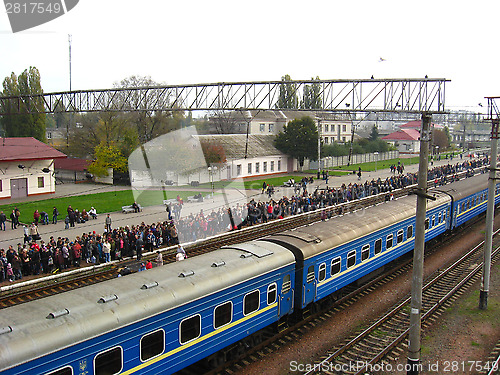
[
  {"x1": 0, "y1": 137, "x2": 67, "y2": 199},
  {"x1": 210, "y1": 110, "x2": 353, "y2": 144}
]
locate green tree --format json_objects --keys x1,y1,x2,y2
[
  {"x1": 201, "y1": 140, "x2": 227, "y2": 165},
  {"x1": 369, "y1": 125, "x2": 379, "y2": 141},
  {"x1": 301, "y1": 76, "x2": 322, "y2": 109},
  {"x1": 275, "y1": 116, "x2": 318, "y2": 167},
  {"x1": 116, "y1": 75, "x2": 183, "y2": 143},
  {"x1": 1, "y1": 67, "x2": 46, "y2": 141},
  {"x1": 277, "y1": 74, "x2": 299, "y2": 109},
  {"x1": 87, "y1": 141, "x2": 128, "y2": 177}
]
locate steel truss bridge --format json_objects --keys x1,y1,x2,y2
[{"x1": 0, "y1": 78, "x2": 448, "y2": 115}]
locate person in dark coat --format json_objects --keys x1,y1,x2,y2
[{"x1": 135, "y1": 235, "x2": 144, "y2": 261}]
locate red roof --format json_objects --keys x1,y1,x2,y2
[
  {"x1": 382, "y1": 128, "x2": 420, "y2": 141},
  {"x1": 54, "y1": 158, "x2": 91, "y2": 171},
  {"x1": 0, "y1": 137, "x2": 67, "y2": 162}
]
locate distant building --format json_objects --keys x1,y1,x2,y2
[
  {"x1": 208, "y1": 110, "x2": 353, "y2": 143},
  {"x1": 196, "y1": 134, "x2": 294, "y2": 180},
  {"x1": 382, "y1": 128, "x2": 421, "y2": 154},
  {"x1": 0, "y1": 137, "x2": 66, "y2": 199}
]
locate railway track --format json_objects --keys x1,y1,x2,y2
[
  {"x1": 303, "y1": 230, "x2": 500, "y2": 375},
  {"x1": 0, "y1": 167, "x2": 485, "y2": 308},
  {"x1": 178, "y1": 213, "x2": 486, "y2": 375}
]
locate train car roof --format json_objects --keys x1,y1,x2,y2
[
  {"x1": 0, "y1": 241, "x2": 294, "y2": 371},
  {"x1": 265, "y1": 191, "x2": 450, "y2": 260},
  {"x1": 433, "y1": 173, "x2": 488, "y2": 200}
]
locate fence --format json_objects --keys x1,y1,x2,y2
[{"x1": 307, "y1": 151, "x2": 400, "y2": 170}]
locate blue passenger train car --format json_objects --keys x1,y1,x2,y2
[
  {"x1": 264, "y1": 191, "x2": 451, "y2": 310},
  {"x1": 439, "y1": 174, "x2": 500, "y2": 229},
  {"x1": 0, "y1": 242, "x2": 295, "y2": 375}
]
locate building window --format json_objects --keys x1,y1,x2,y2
[
  {"x1": 180, "y1": 315, "x2": 201, "y2": 344},
  {"x1": 38, "y1": 177, "x2": 44, "y2": 188},
  {"x1": 248, "y1": 163, "x2": 252, "y2": 174},
  {"x1": 237, "y1": 164, "x2": 241, "y2": 176},
  {"x1": 140, "y1": 330, "x2": 165, "y2": 362},
  {"x1": 342, "y1": 124, "x2": 347, "y2": 132},
  {"x1": 214, "y1": 302, "x2": 232, "y2": 329},
  {"x1": 260, "y1": 123, "x2": 265, "y2": 132},
  {"x1": 255, "y1": 163, "x2": 260, "y2": 173},
  {"x1": 243, "y1": 290, "x2": 260, "y2": 315},
  {"x1": 342, "y1": 137, "x2": 346, "y2": 142},
  {"x1": 0, "y1": 180, "x2": 2, "y2": 192},
  {"x1": 269, "y1": 124, "x2": 274, "y2": 132},
  {"x1": 95, "y1": 347, "x2": 122, "y2": 375},
  {"x1": 324, "y1": 137, "x2": 328, "y2": 144},
  {"x1": 263, "y1": 162, "x2": 267, "y2": 172},
  {"x1": 47, "y1": 132, "x2": 52, "y2": 139},
  {"x1": 278, "y1": 160, "x2": 281, "y2": 171},
  {"x1": 270, "y1": 161, "x2": 275, "y2": 172}
]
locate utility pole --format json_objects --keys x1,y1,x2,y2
[
  {"x1": 407, "y1": 113, "x2": 433, "y2": 375},
  {"x1": 67, "y1": 34, "x2": 72, "y2": 150},
  {"x1": 317, "y1": 117, "x2": 321, "y2": 179},
  {"x1": 479, "y1": 97, "x2": 500, "y2": 310}
]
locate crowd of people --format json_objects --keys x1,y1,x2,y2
[{"x1": 0, "y1": 156, "x2": 489, "y2": 284}]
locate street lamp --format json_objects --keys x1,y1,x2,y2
[
  {"x1": 208, "y1": 166, "x2": 217, "y2": 199},
  {"x1": 374, "y1": 152, "x2": 379, "y2": 172}
]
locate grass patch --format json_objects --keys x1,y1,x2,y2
[{"x1": 0, "y1": 189, "x2": 199, "y2": 225}]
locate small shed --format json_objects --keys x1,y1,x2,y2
[{"x1": 0, "y1": 137, "x2": 66, "y2": 199}]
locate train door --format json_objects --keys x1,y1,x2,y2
[
  {"x1": 302, "y1": 264, "x2": 316, "y2": 307},
  {"x1": 279, "y1": 273, "x2": 293, "y2": 316}
]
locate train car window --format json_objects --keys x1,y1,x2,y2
[
  {"x1": 374, "y1": 239, "x2": 382, "y2": 254},
  {"x1": 407, "y1": 225, "x2": 413, "y2": 239},
  {"x1": 318, "y1": 263, "x2": 326, "y2": 281},
  {"x1": 461, "y1": 202, "x2": 465, "y2": 212},
  {"x1": 94, "y1": 346, "x2": 122, "y2": 375},
  {"x1": 347, "y1": 250, "x2": 356, "y2": 268},
  {"x1": 267, "y1": 283, "x2": 277, "y2": 305},
  {"x1": 140, "y1": 329, "x2": 165, "y2": 362},
  {"x1": 214, "y1": 302, "x2": 233, "y2": 329},
  {"x1": 438, "y1": 212, "x2": 442, "y2": 223},
  {"x1": 331, "y1": 257, "x2": 341, "y2": 275},
  {"x1": 180, "y1": 315, "x2": 201, "y2": 344},
  {"x1": 397, "y1": 230, "x2": 404, "y2": 244},
  {"x1": 386, "y1": 234, "x2": 393, "y2": 249},
  {"x1": 282, "y1": 274, "x2": 291, "y2": 294},
  {"x1": 243, "y1": 290, "x2": 260, "y2": 316},
  {"x1": 45, "y1": 366, "x2": 73, "y2": 375},
  {"x1": 306, "y1": 265, "x2": 315, "y2": 284},
  {"x1": 361, "y1": 245, "x2": 370, "y2": 261},
  {"x1": 432, "y1": 215, "x2": 436, "y2": 227},
  {"x1": 425, "y1": 218, "x2": 429, "y2": 230}
]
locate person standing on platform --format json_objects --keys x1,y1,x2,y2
[{"x1": 105, "y1": 214, "x2": 112, "y2": 233}]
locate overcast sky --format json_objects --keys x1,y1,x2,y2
[{"x1": 1, "y1": 0, "x2": 499, "y2": 114}]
